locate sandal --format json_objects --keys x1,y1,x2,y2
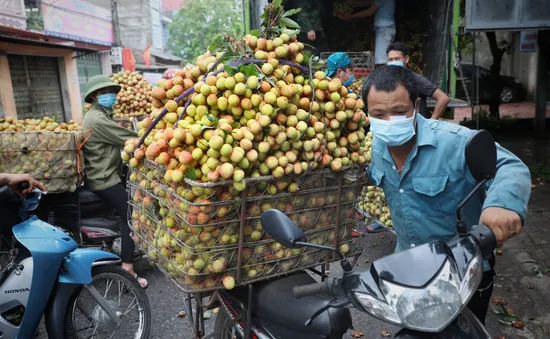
[
  {"x1": 133, "y1": 273, "x2": 148, "y2": 289},
  {"x1": 365, "y1": 222, "x2": 388, "y2": 234}
]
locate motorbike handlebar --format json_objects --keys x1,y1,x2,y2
[
  {"x1": 293, "y1": 280, "x2": 331, "y2": 298},
  {"x1": 469, "y1": 224, "x2": 497, "y2": 259},
  {"x1": 18, "y1": 181, "x2": 30, "y2": 191}
]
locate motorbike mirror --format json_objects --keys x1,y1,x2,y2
[
  {"x1": 261, "y1": 209, "x2": 306, "y2": 248},
  {"x1": 457, "y1": 130, "x2": 497, "y2": 235},
  {"x1": 465, "y1": 130, "x2": 497, "y2": 181}
]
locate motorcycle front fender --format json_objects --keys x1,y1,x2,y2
[
  {"x1": 44, "y1": 281, "x2": 81, "y2": 339},
  {"x1": 394, "y1": 308, "x2": 491, "y2": 339},
  {"x1": 58, "y1": 248, "x2": 119, "y2": 285}
]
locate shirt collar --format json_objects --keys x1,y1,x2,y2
[
  {"x1": 91, "y1": 102, "x2": 114, "y2": 117},
  {"x1": 371, "y1": 114, "x2": 438, "y2": 163},
  {"x1": 415, "y1": 114, "x2": 438, "y2": 147}
]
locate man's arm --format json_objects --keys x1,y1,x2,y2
[
  {"x1": 478, "y1": 143, "x2": 532, "y2": 246},
  {"x1": 345, "y1": 3, "x2": 378, "y2": 19},
  {"x1": 295, "y1": 0, "x2": 321, "y2": 34},
  {"x1": 91, "y1": 115, "x2": 138, "y2": 148},
  {"x1": 431, "y1": 89, "x2": 450, "y2": 119}
]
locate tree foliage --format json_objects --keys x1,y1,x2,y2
[{"x1": 167, "y1": 0, "x2": 244, "y2": 62}]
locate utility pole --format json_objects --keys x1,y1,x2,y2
[{"x1": 534, "y1": 30, "x2": 549, "y2": 140}]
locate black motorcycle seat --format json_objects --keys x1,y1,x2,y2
[
  {"x1": 78, "y1": 188, "x2": 103, "y2": 205},
  {"x1": 250, "y1": 272, "x2": 352, "y2": 337}
]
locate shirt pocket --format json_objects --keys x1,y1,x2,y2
[{"x1": 412, "y1": 175, "x2": 450, "y2": 212}]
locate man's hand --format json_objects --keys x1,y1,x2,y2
[
  {"x1": 307, "y1": 30, "x2": 316, "y2": 41},
  {"x1": 479, "y1": 207, "x2": 522, "y2": 247},
  {"x1": 3, "y1": 173, "x2": 46, "y2": 197}
]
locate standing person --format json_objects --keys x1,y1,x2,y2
[
  {"x1": 82, "y1": 75, "x2": 147, "y2": 288},
  {"x1": 340, "y1": 0, "x2": 396, "y2": 66},
  {"x1": 326, "y1": 52, "x2": 355, "y2": 87},
  {"x1": 387, "y1": 41, "x2": 450, "y2": 119},
  {"x1": 363, "y1": 65, "x2": 531, "y2": 324},
  {"x1": 286, "y1": 0, "x2": 329, "y2": 56}
]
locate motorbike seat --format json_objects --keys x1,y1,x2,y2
[
  {"x1": 78, "y1": 188, "x2": 103, "y2": 205},
  {"x1": 249, "y1": 272, "x2": 352, "y2": 337}
]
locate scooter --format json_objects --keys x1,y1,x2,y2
[
  {"x1": 37, "y1": 167, "x2": 141, "y2": 259},
  {"x1": 214, "y1": 130, "x2": 497, "y2": 339},
  {"x1": 0, "y1": 182, "x2": 151, "y2": 338}
]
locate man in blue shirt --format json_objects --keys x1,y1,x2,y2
[
  {"x1": 363, "y1": 65, "x2": 531, "y2": 324},
  {"x1": 341, "y1": 0, "x2": 396, "y2": 66}
]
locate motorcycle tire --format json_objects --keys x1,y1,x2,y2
[{"x1": 64, "y1": 265, "x2": 151, "y2": 339}]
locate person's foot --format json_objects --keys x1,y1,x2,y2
[
  {"x1": 132, "y1": 272, "x2": 148, "y2": 289},
  {"x1": 122, "y1": 263, "x2": 148, "y2": 289},
  {"x1": 365, "y1": 222, "x2": 388, "y2": 233}
]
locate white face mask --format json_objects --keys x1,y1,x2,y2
[{"x1": 368, "y1": 110, "x2": 417, "y2": 146}]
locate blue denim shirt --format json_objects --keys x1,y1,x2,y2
[
  {"x1": 374, "y1": 0, "x2": 395, "y2": 27},
  {"x1": 367, "y1": 115, "x2": 531, "y2": 258}
]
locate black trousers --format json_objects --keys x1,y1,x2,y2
[
  {"x1": 466, "y1": 254, "x2": 496, "y2": 325},
  {"x1": 94, "y1": 183, "x2": 134, "y2": 264}
]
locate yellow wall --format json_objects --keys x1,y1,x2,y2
[{"x1": 0, "y1": 42, "x2": 83, "y2": 123}]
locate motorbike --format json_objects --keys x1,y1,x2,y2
[
  {"x1": 213, "y1": 130, "x2": 498, "y2": 339},
  {"x1": 36, "y1": 166, "x2": 141, "y2": 259},
  {"x1": 0, "y1": 182, "x2": 151, "y2": 338}
]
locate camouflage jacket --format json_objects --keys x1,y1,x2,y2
[{"x1": 285, "y1": 0, "x2": 323, "y2": 33}]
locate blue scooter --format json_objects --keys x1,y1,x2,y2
[{"x1": 0, "y1": 183, "x2": 151, "y2": 338}]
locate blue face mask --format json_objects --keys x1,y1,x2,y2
[
  {"x1": 369, "y1": 110, "x2": 417, "y2": 146},
  {"x1": 387, "y1": 61, "x2": 405, "y2": 67},
  {"x1": 343, "y1": 74, "x2": 355, "y2": 87},
  {"x1": 97, "y1": 93, "x2": 117, "y2": 108}
]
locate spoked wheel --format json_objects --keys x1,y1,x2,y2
[
  {"x1": 214, "y1": 307, "x2": 239, "y2": 339},
  {"x1": 65, "y1": 265, "x2": 151, "y2": 339}
]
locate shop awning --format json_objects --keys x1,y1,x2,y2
[{"x1": 0, "y1": 26, "x2": 112, "y2": 52}]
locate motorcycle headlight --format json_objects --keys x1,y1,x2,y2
[{"x1": 355, "y1": 253, "x2": 483, "y2": 332}]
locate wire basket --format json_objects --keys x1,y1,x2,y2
[
  {"x1": 127, "y1": 161, "x2": 366, "y2": 293},
  {"x1": 320, "y1": 51, "x2": 375, "y2": 70},
  {"x1": 0, "y1": 132, "x2": 85, "y2": 193}
]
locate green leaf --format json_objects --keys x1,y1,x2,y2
[
  {"x1": 225, "y1": 65, "x2": 238, "y2": 76},
  {"x1": 220, "y1": 128, "x2": 231, "y2": 136},
  {"x1": 201, "y1": 125, "x2": 215, "y2": 131},
  {"x1": 249, "y1": 29, "x2": 260, "y2": 37},
  {"x1": 208, "y1": 35, "x2": 224, "y2": 53},
  {"x1": 52, "y1": 114, "x2": 58, "y2": 123},
  {"x1": 185, "y1": 167, "x2": 197, "y2": 180},
  {"x1": 280, "y1": 17, "x2": 300, "y2": 29},
  {"x1": 240, "y1": 63, "x2": 258, "y2": 78},
  {"x1": 283, "y1": 8, "x2": 301, "y2": 17},
  {"x1": 273, "y1": 0, "x2": 282, "y2": 7},
  {"x1": 231, "y1": 122, "x2": 240, "y2": 129},
  {"x1": 207, "y1": 114, "x2": 216, "y2": 122}
]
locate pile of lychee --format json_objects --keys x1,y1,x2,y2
[
  {"x1": 0, "y1": 116, "x2": 81, "y2": 133},
  {"x1": 123, "y1": 32, "x2": 370, "y2": 193},
  {"x1": 123, "y1": 31, "x2": 370, "y2": 290},
  {"x1": 111, "y1": 71, "x2": 154, "y2": 118}
]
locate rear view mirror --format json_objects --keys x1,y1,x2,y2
[
  {"x1": 261, "y1": 209, "x2": 306, "y2": 248},
  {"x1": 465, "y1": 130, "x2": 497, "y2": 182}
]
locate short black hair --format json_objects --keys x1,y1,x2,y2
[
  {"x1": 386, "y1": 41, "x2": 409, "y2": 57},
  {"x1": 362, "y1": 65, "x2": 419, "y2": 103}
]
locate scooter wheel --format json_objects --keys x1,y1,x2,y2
[
  {"x1": 64, "y1": 265, "x2": 151, "y2": 339},
  {"x1": 214, "y1": 306, "x2": 239, "y2": 339}
]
